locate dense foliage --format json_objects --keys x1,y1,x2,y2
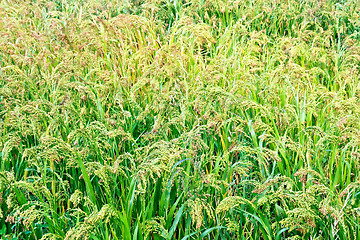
[{"x1": 1, "y1": 0, "x2": 360, "y2": 239}]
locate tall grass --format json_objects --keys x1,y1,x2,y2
[{"x1": 1, "y1": 0, "x2": 360, "y2": 239}]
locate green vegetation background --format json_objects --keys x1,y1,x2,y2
[{"x1": 1, "y1": 0, "x2": 360, "y2": 239}]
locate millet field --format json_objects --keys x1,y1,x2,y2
[{"x1": 1, "y1": 0, "x2": 360, "y2": 239}]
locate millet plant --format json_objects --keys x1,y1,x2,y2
[{"x1": 1, "y1": 0, "x2": 360, "y2": 239}]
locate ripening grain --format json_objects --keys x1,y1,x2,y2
[{"x1": 1, "y1": 0, "x2": 360, "y2": 239}]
